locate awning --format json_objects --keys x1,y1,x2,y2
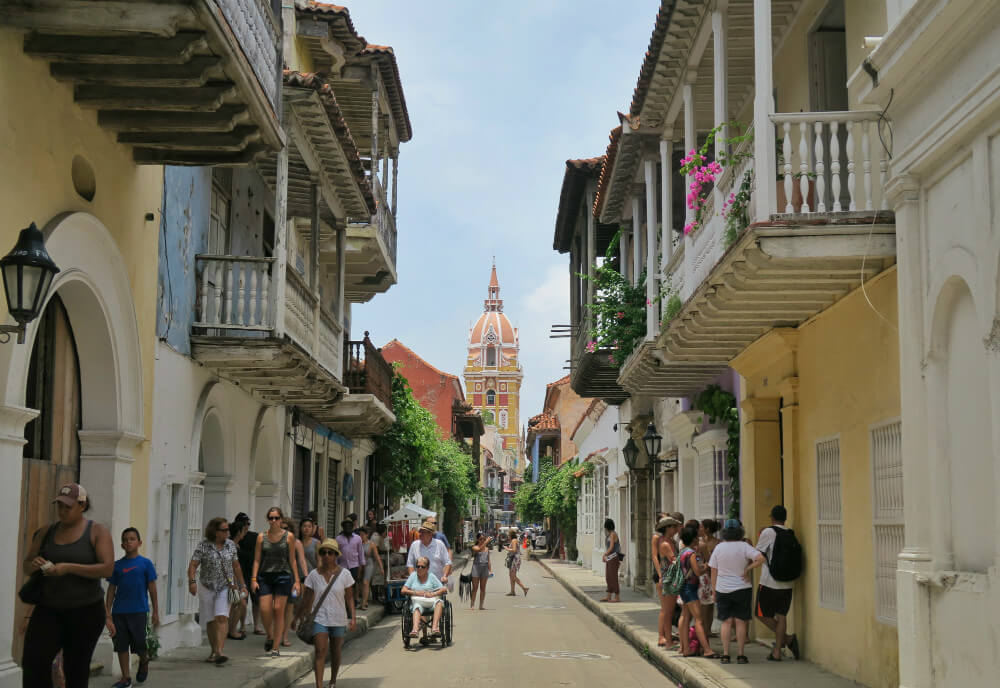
[{"x1": 380, "y1": 502, "x2": 436, "y2": 524}]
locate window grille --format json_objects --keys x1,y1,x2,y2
[
  {"x1": 697, "y1": 447, "x2": 729, "y2": 520},
  {"x1": 583, "y1": 476, "x2": 595, "y2": 534},
  {"x1": 871, "y1": 420, "x2": 903, "y2": 624},
  {"x1": 816, "y1": 436, "x2": 844, "y2": 610}
]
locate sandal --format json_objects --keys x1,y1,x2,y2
[
  {"x1": 205, "y1": 653, "x2": 217, "y2": 663},
  {"x1": 228, "y1": 632, "x2": 246, "y2": 640},
  {"x1": 214, "y1": 655, "x2": 228, "y2": 665},
  {"x1": 264, "y1": 639, "x2": 273, "y2": 652},
  {"x1": 767, "y1": 654, "x2": 782, "y2": 662},
  {"x1": 281, "y1": 640, "x2": 291, "y2": 647},
  {"x1": 737, "y1": 655, "x2": 749, "y2": 664},
  {"x1": 720, "y1": 655, "x2": 731, "y2": 664},
  {"x1": 701, "y1": 652, "x2": 720, "y2": 659}
]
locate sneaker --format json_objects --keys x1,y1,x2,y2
[
  {"x1": 136, "y1": 660, "x2": 149, "y2": 684},
  {"x1": 270, "y1": 649, "x2": 280, "y2": 658},
  {"x1": 112, "y1": 679, "x2": 132, "y2": 688}
]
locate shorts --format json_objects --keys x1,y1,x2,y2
[
  {"x1": 311, "y1": 623, "x2": 347, "y2": 638},
  {"x1": 470, "y1": 563, "x2": 490, "y2": 578},
  {"x1": 258, "y1": 572, "x2": 292, "y2": 598},
  {"x1": 364, "y1": 564, "x2": 376, "y2": 582},
  {"x1": 198, "y1": 585, "x2": 230, "y2": 626},
  {"x1": 698, "y1": 572, "x2": 714, "y2": 605},
  {"x1": 756, "y1": 585, "x2": 794, "y2": 618},
  {"x1": 715, "y1": 588, "x2": 753, "y2": 621},
  {"x1": 349, "y1": 567, "x2": 359, "y2": 583},
  {"x1": 111, "y1": 612, "x2": 147, "y2": 654},
  {"x1": 410, "y1": 596, "x2": 443, "y2": 612},
  {"x1": 679, "y1": 580, "x2": 700, "y2": 605}
]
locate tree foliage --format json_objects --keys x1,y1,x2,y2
[
  {"x1": 513, "y1": 457, "x2": 582, "y2": 526},
  {"x1": 374, "y1": 372, "x2": 478, "y2": 518}
]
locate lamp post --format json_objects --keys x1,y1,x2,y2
[
  {"x1": 0, "y1": 222, "x2": 60, "y2": 344},
  {"x1": 622, "y1": 437, "x2": 639, "y2": 471}
]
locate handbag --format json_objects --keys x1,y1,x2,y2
[
  {"x1": 297, "y1": 569, "x2": 344, "y2": 645},
  {"x1": 661, "y1": 553, "x2": 686, "y2": 596},
  {"x1": 20, "y1": 524, "x2": 58, "y2": 605},
  {"x1": 211, "y1": 544, "x2": 242, "y2": 605},
  {"x1": 458, "y1": 557, "x2": 473, "y2": 601}
]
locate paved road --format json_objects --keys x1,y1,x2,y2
[{"x1": 293, "y1": 550, "x2": 671, "y2": 688}]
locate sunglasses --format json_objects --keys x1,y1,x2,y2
[
  {"x1": 218, "y1": 526, "x2": 229, "y2": 532},
  {"x1": 416, "y1": 564, "x2": 428, "y2": 569},
  {"x1": 267, "y1": 516, "x2": 281, "y2": 521},
  {"x1": 318, "y1": 550, "x2": 337, "y2": 556}
]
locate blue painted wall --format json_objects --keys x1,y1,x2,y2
[{"x1": 157, "y1": 166, "x2": 211, "y2": 355}]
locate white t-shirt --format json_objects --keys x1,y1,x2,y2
[
  {"x1": 304, "y1": 567, "x2": 355, "y2": 627},
  {"x1": 708, "y1": 541, "x2": 761, "y2": 593},
  {"x1": 406, "y1": 538, "x2": 451, "y2": 580},
  {"x1": 756, "y1": 525, "x2": 794, "y2": 590}
]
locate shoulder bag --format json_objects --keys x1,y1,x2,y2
[
  {"x1": 297, "y1": 569, "x2": 345, "y2": 645},
  {"x1": 210, "y1": 543, "x2": 242, "y2": 605},
  {"x1": 19, "y1": 524, "x2": 59, "y2": 605}
]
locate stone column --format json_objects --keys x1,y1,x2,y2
[
  {"x1": 738, "y1": 397, "x2": 781, "y2": 541},
  {"x1": 0, "y1": 405, "x2": 37, "y2": 688},
  {"x1": 752, "y1": 0, "x2": 777, "y2": 221},
  {"x1": 644, "y1": 159, "x2": 658, "y2": 339},
  {"x1": 776, "y1": 376, "x2": 801, "y2": 641},
  {"x1": 887, "y1": 174, "x2": 932, "y2": 688},
  {"x1": 659, "y1": 136, "x2": 674, "y2": 270}
]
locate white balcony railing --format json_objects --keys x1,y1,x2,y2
[
  {"x1": 195, "y1": 255, "x2": 342, "y2": 379},
  {"x1": 372, "y1": 176, "x2": 397, "y2": 267},
  {"x1": 770, "y1": 111, "x2": 889, "y2": 215}
]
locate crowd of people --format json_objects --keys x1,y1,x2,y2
[{"x1": 602, "y1": 505, "x2": 802, "y2": 664}]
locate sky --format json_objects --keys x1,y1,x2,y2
[{"x1": 344, "y1": 1, "x2": 661, "y2": 425}]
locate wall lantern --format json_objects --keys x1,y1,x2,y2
[
  {"x1": 622, "y1": 438, "x2": 639, "y2": 470},
  {"x1": 642, "y1": 422, "x2": 662, "y2": 460},
  {"x1": 0, "y1": 222, "x2": 59, "y2": 344}
]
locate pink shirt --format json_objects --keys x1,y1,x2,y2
[{"x1": 336, "y1": 533, "x2": 366, "y2": 569}]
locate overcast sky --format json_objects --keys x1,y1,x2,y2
[{"x1": 345, "y1": 1, "x2": 660, "y2": 428}]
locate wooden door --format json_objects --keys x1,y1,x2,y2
[{"x1": 15, "y1": 295, "x2": 81, "y2": 662}]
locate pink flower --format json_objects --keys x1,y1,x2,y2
[
  {"x1": 614, "y1": 311, "x2": 625, "y2": 320},
  {"x1": 646, "y1": 298, "x2": 652, "y2": 307},
  {"x1": 608, "y1": 355, "x2": 615, "y2": 364},
  {"x1": 585, "y1": 340, "x2": 596, "y2": 353}
]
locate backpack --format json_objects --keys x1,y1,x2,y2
[
  {"x1": 767, "y1": 526, "x2": 803, "y2": 582},
  {"x1": 661, "y1": 555, "x2": 686, "y2": 596}
]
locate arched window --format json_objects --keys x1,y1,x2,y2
[
  {"x1": 486, "y1": 389, "x2": 496, "y2": 405},
  {"x1": 486, "y1": 346, "x2": 497, "y2": 367}
]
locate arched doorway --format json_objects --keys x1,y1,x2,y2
[{"x1": 199, "y1": 409, "x2": 229, "y2": 524}]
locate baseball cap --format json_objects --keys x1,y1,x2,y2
[
  {"x1": 723, "y1": 518, "x2": 742, "y2": 530},
  {"x1": 54, "y1": 483, "x2": 87, "y2": 507}
]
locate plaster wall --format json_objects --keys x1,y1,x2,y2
[
  {"x1": 573, "y1": 404, "x2": 618, "y2": 574},
  {"x1": 735, "y1": 270, "x2": 900, "y2": 688}
]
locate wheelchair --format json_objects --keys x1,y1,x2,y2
[{"x1": 401, "y1": 593, "x2": 453, "y2": 648}]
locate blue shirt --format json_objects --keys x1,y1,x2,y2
[
  {"x1": 404, "y1": 571, "x2": 443, "y2": 595},
  {"x1": 433, "y1": 531, "x2": 451, "y2": 550},
  {"x1": 107, "y1": 555, "x2": 157, "y2": 614}
]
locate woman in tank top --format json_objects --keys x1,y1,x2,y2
[
  {"x1": 251, "y1": 506, "x2": 299, "y2": 657},
  {"x1": 21, "y1": 483, "x2": 114, "y2": 688},
  {"x1": 469, "y1": 532, "x2": 493, "y2": 610}
]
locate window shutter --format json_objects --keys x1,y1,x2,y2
[
  {"x1": 871, "y1": 420, "x2": 903, "y2": 624},
  {"x1": 816, "y1": 437, "x2": 844, "y2": 610},
  {"x1": 185, "y1": 484, "x2": 204, "y2": 614}
]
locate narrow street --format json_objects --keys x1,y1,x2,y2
[{"x1": 299, "y1": 552, "x2": 669, "y2": 688}]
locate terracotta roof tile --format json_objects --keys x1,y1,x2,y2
[
  {"x1": 593, "y1": 123, "x2": 623, "y2": 218},
  {"x1": 528, "y1": 412, "x2": 560, "y2": 432},
  {"x1": 283, "y1": 70, "x2": 376, "y2": 213},
  {"x1": 573, "y1": 447, "x2": 608, "y2": 477},
  {"x1": 569, "y1": 398, "x2": 608, "y2": 441},
  {"x1": 359, "y1": 44, "x2": 413, "y2": 142},
  {"x1": 546, "y1": 375, "x2": 571, "y2": 389},
  {"x1": 629, "y1": 1, "x2": 677, "y2": 120}
]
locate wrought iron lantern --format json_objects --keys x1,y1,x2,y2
[
  {"x1": 642, "y1": 422, "x2": 662, "y2": 461},
  {"x1": 622, "y1": 437, "x2": 639, "y2": 470},
  {"x1": 0, "y1": 222, "x2": 59, "y2": 343}
]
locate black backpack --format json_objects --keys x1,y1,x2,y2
[{"x1": 767, "y1": 526, "x2": 803, "y2": 582}]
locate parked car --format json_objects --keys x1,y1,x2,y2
[{"x1": 534, "y1": 532, "x2": 547, "y2": 549}]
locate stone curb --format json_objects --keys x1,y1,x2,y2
[{"x1": 534, "y1": 557, "x2": 725, "y2": 688}]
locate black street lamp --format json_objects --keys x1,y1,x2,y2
[
  {"x1": 642, "y1": 422, "x2": 662, "y2": 461},
  {"x1": 622, "y1": 437, "x2": 639, "y2": 470},
  {"x1": 0, "y1": 223, "x2": 59, "y2": 344}
]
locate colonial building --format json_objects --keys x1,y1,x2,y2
[{"x1": 464, "y1": 264, "x2": 523, "y2": 479}]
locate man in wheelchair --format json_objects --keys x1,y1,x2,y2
[{"x1": 401, "y1": 556, "x2": 446, "y2": 638}]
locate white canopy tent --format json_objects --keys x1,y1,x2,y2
[{"x1": 381, "y1": 503, "x2": 436, "y2": 525}]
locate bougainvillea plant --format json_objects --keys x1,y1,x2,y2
[
  {"x1": 721, "y1": 169, "x2": 754, "y2": 247},
  {"x1": 581, "y1": 229, "x2": 647, "y2": 367},
  {"x1": 679, "y1": 122, "x2": 753, "y2": 236}
]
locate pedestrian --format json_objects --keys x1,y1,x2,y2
[
  {"x1": 306, "y1": 510, "x2": 326, "y2": 542},
  {"x1": 364, "y1": 509, "x2": 378, "y2": 533},
  {"x1": 358, "y1": 527, "x2": 384, "y2": 610},
  {"x1": 676, "y1": 526, "x2": 718, "y2": 658},
  {"x1": 402, "y1": 556, "x2": 446, "y2": 637},
  {"x1": 708, "y1": 518, "x2": 765, "y2": 664},
  {"x1": 426, "y1": 517, "x2": 453, "y2": 561},
  {"x1": 406, "y1": 521, "x2": 452, "y2": 583},
  {"x1": 279, "y1": 517, "x2": 310, "y2": 648},
  {"x1": 698, "y1": 519, "x2": 720, "y2": 638},
  {"x1": 504, "y1": 528, "x2": 529, "y2": 596},
  {"x1": 655, "y1": 516, "x2": 681, "y2": 646},
  {"x1": 668, "y1": 511, "x2": 685, "y2": 551},
  {"x1": 651, "y1": 512, "x2": 667, "y2": 588},
  {"x1": 755, "y1": 505, "x2": 801, "y2": 661},
  {"x1": 251, "y1": 506, "x2": 300, "y2": 658},
  {"x1": 188, "y1": 517, "x2": 245, "y2": 665},
  {"x1": 468, "y1": 532, "x2": 493, "y2": 610},
  {"x1": 600, "y1": 519, "x2": 621, "y2": 603},
  {"x1": 21, "y1": 483, "x2": 114, "y2": 688},
  {"x1": 335, "y1": 519, "x2": 366, "y2": 605},
  {"x1": 105, "y1": 527, "x2": 159, "y2": 687},
  {"x1": 296, "y1": 539, "x2": 355, "y2": 688},
  {"x1": 227, "y1": 517, "x2": 251, "y2": 640}
]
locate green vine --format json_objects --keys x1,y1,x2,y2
[
  {"x1": 581, "y1": 229, "x2": 647, "y2": 366},
  {"x1": 693, "y1": 384, "x2": 740, "y2": 519},
  {"x1": 661, "y1": 290, "x2": 682, "y2": 326},
  {"x1": 721, "y1": 169, "x2": 753, "y2": 247}
]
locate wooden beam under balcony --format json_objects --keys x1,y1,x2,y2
[
  {"x1": 24, "y1": 31, "x2": 208, "y2": 63},
  {"x1": 50, "y1": 56, "x2": 222, "y2": 86}
]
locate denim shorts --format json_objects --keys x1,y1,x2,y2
[
  {"x1": 311, "y1": 623, "x2": 346, "y2": 638},
  {"x1": 258, "y1": 573, "x2": 292, "y2": 597},
  {"x1": 679, "y1": 580, "x2": 700, "y2": 604}
]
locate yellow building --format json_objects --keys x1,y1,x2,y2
[{"x1": 464, "y1": 264, "x2": 523, "y2": 477}]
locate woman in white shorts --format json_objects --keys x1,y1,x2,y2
[
  {"x1": 188, "y1": 517, "x2": 246, "y2": 665},
  {"x1": 401, "y1": 556, "x2": 446, "y2": 637}
]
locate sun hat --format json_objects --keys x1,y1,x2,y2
[
  {"x1": 318, "y1": 538, "x2": 341, "y2": 555},
  {"x1": 419, "y1": 520, "x2": 436, "y2": 533},
  {"x1": 54, "y1": 483, "x2": 87, "y2": 506},
  {"x1": 656, "y1": 516, "x2": 681, "y2": 530}
]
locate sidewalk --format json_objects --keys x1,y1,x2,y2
[{"x1": 534, "y1": 557, "x2": 860, "y2": 688}]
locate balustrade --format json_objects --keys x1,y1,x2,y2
[
  {"x1": 343, "y1": 332, "x2": 394, "y2": 409},
  {"x1": 195, "y1": 255, "x2": 274, "y2": 330}
]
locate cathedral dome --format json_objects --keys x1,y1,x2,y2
[{"x1": 467, "y1": 263, "x2": 519, "y2": 366}]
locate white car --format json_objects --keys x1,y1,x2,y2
[{"x1": 533, "y1": 532, "x2": 547, "y2": 548}]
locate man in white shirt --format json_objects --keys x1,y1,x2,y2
[
  {"x1": 406, "y1": 521, "x2": 452, "y2": 584},
  {"x1": 755, "y1": 505, "x2": 800, "y2": 661}
]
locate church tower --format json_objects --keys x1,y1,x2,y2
[{"x1": 464, "y1": 263, "x2": 523, "y2": 478}]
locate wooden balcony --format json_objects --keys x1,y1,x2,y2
[
  {"x1": 190, "y1": 255, "x2": 347, "y2": 421},
  {"x1": 342, "y1": 177, "x2": 397, "y2": 302},
  {"x1": 618, "y1": 110, "x2": 896, "y2": 398},
  {"x1": 325, "y1": 332, "x2": 395, "y2": 437},
  {"x1": 2, "y1": 0, "x2": 283, "y2": 164},
  {"x1": 569, "y1": 322, "x2": 629, "y2": 405}
]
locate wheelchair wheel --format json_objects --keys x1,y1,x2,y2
[
  {"x1": 401, "y1": 609, "x2": 411, "y2": 649},
  {"x1": 443, "y1": 600, "x2": 453, "y2": 646}
]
